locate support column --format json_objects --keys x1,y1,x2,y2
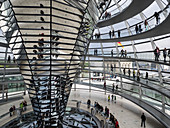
[
  {"x1": 74, "y1": 83, "x2": 76, "y2": 91},
  {"x1": 100, "y1": 42, "x2": 106, "y2": 95},
  {"x1": 88, "y1": 51, "x2": 91, "y2": 92},
  {"x1": 124, "y1": 21, "x2": 140, "y2": 98},
  {"x1": 2, "y1": 46, "x2": 8, "y2": 100}
]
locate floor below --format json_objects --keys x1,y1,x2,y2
[{"x1": 69, "y1": 85, "x2": 165, "y2": 128}]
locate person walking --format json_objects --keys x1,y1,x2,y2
[
  {"x1": 137, "y1": 70, "x2": 140, "y2": 81},
  {"x1": 111, "y1": 49, "x2": 113, "y2": 57},
  {"x1": 144, "y1": 20, "x2": 148, "y2": 31},
  {"x1": 104, "y1": 81, "x2": 106, "y2": 89},
  {"x1": 109, "y1": 30, "x2": 112, "y2": 38},
  {"x1": 87, "y1": 99, "x2": 91, "y2": 109},
  {"x1": 118, "y1": 30, "x2": 120, "y2": 37},
  {"x1": 116, "y1": 85, "x2": 118, "y2": 92},
  {"x1": 145, "y1": 72, "x2": 148, "y2": 83},
  {"x1": 154, "y1": 12, "x2": 160, "y2": 25},
  {"x1": 114, "y1": 96, "x2": 116, "y2": 103},
  {"x1": 108, "y1": 95, "x2": 110, "y2": 102},
  {"x1": 128, "y1": 68, "x2": 131, "y2": 77},
  {"x1": 141, "y1": 113, "x2": 146, "y2": 127},
  {"x1": 157, "y1": 47, "x2": 160, "y2": 61},
  {"x1": 115, "y1": 119, "x2": 119, "y2": 128},
  {"x1": 139, "y1": 24, "x2": 142, "y2": 33},
  {"x1": 121, "y1": 49, "x2": 124, "y2": 57},
  {"x1": 112, "y1": 83, "x2": 115, "y2": 92},
  {"x1": 9, "y1": 106, "x2": 13, "y2": 117},
  {"x1": 111, "y1": 95, "x2": 114, "y2": 101},
  {"x1": 124, "y1": 50, "x2": 127, "y2": 58},
  {"x1": 105, "y1": 106, "x2": 108, "y2": 116},
  {"x1": 20, "y1": 102, "x2": 24, "y2": 112},
  {"x1": 111, "y1": 64, "x2": 113, "y2": 72},
  {"x1": 106, "y1": 108, "x2": 109, "y2": 118},
  {"x1": 7, "y1": 55, "x2": 11, "y2": 63},
  {"x1": 135, "y1": 24, "x2": 138, "y2": 34},
  {"x1": 112, "y1": 29, "x2": 115, "y2": 37},
  {"x1": 163, "y1": 48, "x2": 167, "y2": 62},
  {"x1": 154, "y1": 48, "x2": 158, "y2": 61},
  {"x1": 123, "y1": 68, "x2": 126, "y2": 75},
  {"x1": 13, "y1": 105, "x2": 16, "y2": 115}
]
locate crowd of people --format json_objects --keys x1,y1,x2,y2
[
  {"x1": 122, "y1": 68, "x2": 150, "y2": 83},
  {"x1": 9, "y1": 100, "x2": 27, "y2": 117},
  {"x1": 9, "y1": 105, "x2": 16, "y2": 117},
  {"x1": 95, "y1": 11, "x2": 162, "y2": 40},
  {"x1": 94, "y1": 32, "x2": 101, "y2": 39},
  {"x1": 93, "y1": 46, "x2": 170, "y2": 63},
  {"x1": 154, "y1": 47, "x2": 170, "y2": 62},
  {"x1": 86, "y1": 100, "x2": 120, "y2": 128},
  {"x1": 120, "y1": 49, "x2": 127, "y2": 58},
  {"x1": 94, "y1": 49, "x2": 98, "y2": 55},
  {"x1": 7, "y1": 56, "x2": 16, "y2": 63},
  {"x1": 102, "y1": 11, "x2": 111, "y2": 19}
]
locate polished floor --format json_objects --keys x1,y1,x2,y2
[{"x1": 69, "y1": 84, "x2": 165, "y2": 128}]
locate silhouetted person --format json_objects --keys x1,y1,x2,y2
[
  {"x1": 9, "y1": 106, "x2": 13, "y2": 117},
  {"x1": 112, "y1": 29, "x2": 115, "y2": 37},
  {"x1": 128, "y1": 68, "x2": 131, "y2": 77},
  {"x1": 157, "y1": 47, "x2": 160, "y2": 61},
  {"x1": 154, "y1": 47, "x2": 160, "y2": 61},
  {"x1": 118, "y1": 30, "x2": 120, "y2": 37},
  {"x1": 123, "y1": 68, "x2": 125, "y2": 75},
  {"x1": 141, "y1": 113, "x2": 146, "y2": 127},
  {"x1": 111, "y1": 95, "x2": 114, "y2": 101},
  {"x1": 154, "y1": 12, "x2": 160, "y2": 25},
  {"x1": 116, "y1": 85, "x2": 118, "y2": 92},
  {"x1": 124, "y1": 50, "x2": 127, "y2": 58},
  {"x1": 163, "y1": 48, "x2": 167, "y2": 62},
  {"x1": 121, "y1": 49, "x2": 124, "y2": 57},
  {"x1": 7, "y1": 55, "x2": 11, "y2": 63},
  {"x1": 154, "y1": 48, "x2": 158, "y2": 61},
  {"x1": 135, "y1": 24, "x2": 138, "y2": 34},
  {"x1": 137, "y1": 70, "x2": 140, "y2": 81},
  {"x1": 145, "y1": 72, "x2": 148, "y2": 79},
  {"x1": 145, "y1": 72, "x2": 148, "y2": 83},
  {"x1": 139, "y1": 24, "x2": 142, "y2": 33},
  {"x1": 94, "y1": 49, "x2": 98, "y2": 55},
  {"x1": 87, "y1": 99, "x2": 91, "y2": 109},
  {"x1": 109, "y1": 31, "x2": 112, "y2": 38},
  {"x1": 104, "y1": 81, "x2": 106, "y2": 89},
  {"x1": 111, "y1": 64, "x2": 113, "y2": 72},
  {"x1": 13, "y1": 105, "x2": 16, "y2": 115},
  {"x1": 112, "y1": 83, "x2": 115, "y2": 92},
  {"x1": 111, "y1": 49, "x2": 113, "y2": 57}
]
